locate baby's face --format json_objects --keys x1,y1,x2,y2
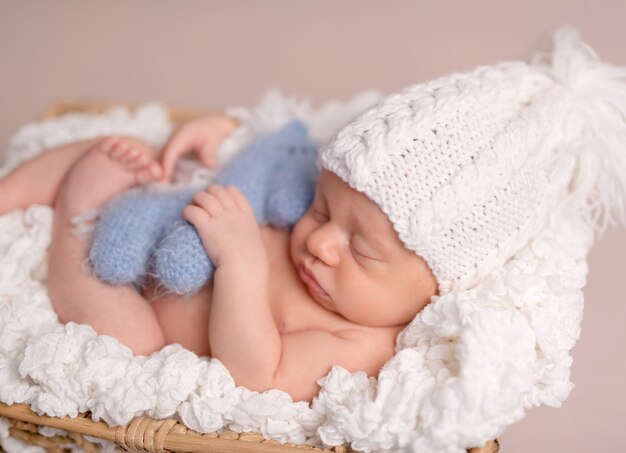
[{"x1": 290, "y1": 170, "x2": 438, "y2": 327}]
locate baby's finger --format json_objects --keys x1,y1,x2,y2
[
  {"x1": 199, "y1": 141, "x2": 219, "y2": 169},
  {"x1": 161, "y1": 130, "x2": 192, "y2": 181},
  {"x1": 191, "y1": 190, "x2": 224, "y2": 217},
  {"x1": 182, "y1": 204, "x2": 208, "y2": 227},
  {"x1": 206, "y1": 184, "x2": 237, "y2": 210},
  {"x1": 225, "y1": 185, "x2": 254, "y2": 213}
]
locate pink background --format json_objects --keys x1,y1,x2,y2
[{"x1": 1, "y1": 2, "x2": 624, "y2": 451}]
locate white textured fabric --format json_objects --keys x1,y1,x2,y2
[
  {"x1": 0, "y1": 33, "x2": 617, "y2": 450},
  {"x1": 320, "y1": 26, "x2": 626, "y2": 296}
]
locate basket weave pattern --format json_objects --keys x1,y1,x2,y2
[{"x1": 0, "y1": 402, "x2": 346, "y2": 453}]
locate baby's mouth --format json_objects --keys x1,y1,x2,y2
[{"x1": 298, "y1": 263, "x2": 330, "y2": 299}]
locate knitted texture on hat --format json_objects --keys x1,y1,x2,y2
[
  {"x1": 320, "y1": 26, "x2": 626, "y2": 296},
  {"x1": 89, "y1": 120, "x2": 319, "y2": 295}
]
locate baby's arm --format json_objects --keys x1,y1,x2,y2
[
  {"x1": 160, "y1": 113, "x2": 239, "y2": 181},
  {"x1": 271, "y1": 329, "x2": 394, "y2": 402},
  {"x1": 184, "y1": 184, "x2": 394, "y2": 402},
  {"x1": 183, "y1": 183, "x2": 279, "y2": 383}
]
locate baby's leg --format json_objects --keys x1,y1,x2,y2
[
  {"x1": 48, "y1": 140, "x2": 165, "y2": 356},
  {"x1": 0, "y1": 136, "x2": 161, "y2": 215},
  {"x1": 149, "y1": 283, "x2": 213, "y2": 357}
]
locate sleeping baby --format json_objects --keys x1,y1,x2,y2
[
  {"x1": 2, "y1": 27, "x2": 622, "y2": 406},
  {"x1": 0, "y1": 112, "x2": 438, "y2": 403}
]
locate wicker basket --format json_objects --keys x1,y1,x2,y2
[{"x1": 0, "y1": 100, "x2": 501, "y2": 453}]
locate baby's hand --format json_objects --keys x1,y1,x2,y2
[
  {"x1": 183, "y1": 184, "x2": 266, "y2": 267},
  {"x1": 160, "y1": 114, "x2": 239, "y2": 182}
]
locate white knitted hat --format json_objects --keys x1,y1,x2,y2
[{"x1": 320, "y1": 25, "x2": 626, "y2": 296}]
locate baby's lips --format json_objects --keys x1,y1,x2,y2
[{"x1": 299, "y1": 263, "x2": 330, "y2": 298}]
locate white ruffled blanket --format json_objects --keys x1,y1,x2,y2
[{"x1": 0, "y1": 92, "x2": 591, "y2": 453}]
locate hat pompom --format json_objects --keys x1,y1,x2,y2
[{"x1": 532, "y1": 25, "x2": 626, "y2": 238}]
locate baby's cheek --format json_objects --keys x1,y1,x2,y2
[{"x1": 340, "y1": 267, "x2": 372, "y2": 302}]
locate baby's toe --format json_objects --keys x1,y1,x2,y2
[
  {"x1": 149, "y1": 162, "x2": 163, "y2": 179},
  {"x1": 132, "y1": 150, "x2": 150, "y2": 165},
  {"x1": 124, "y1": 152, "x2": 152, "y2": 172},
  {"x1": 135, "y1": 162, "x2": 162, "y2": 184},
  {"x1": 97, "y1": 136, "x2": 120, "y2": 154},
  {"x1": 120, "y1": 148, "x2": 139, "y2": 164},
  {"x1": 110, "y1": 142, "x2": 131, "y2": 160}
]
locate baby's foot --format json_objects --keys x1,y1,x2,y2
[{"x1": 55, "y1": 136, "x2": 162, "y2": 219}]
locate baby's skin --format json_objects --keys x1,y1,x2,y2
[{"x1": 0, "y1": 115, "x2": 438, "y2": 402}]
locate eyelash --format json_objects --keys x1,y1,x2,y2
[{"x1": 350, "y1": 237, "x2": 373, "y2": 260}]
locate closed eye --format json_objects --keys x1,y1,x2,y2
[{"x1": 350, "y1": 237, "x2": 380, "y2": 261}]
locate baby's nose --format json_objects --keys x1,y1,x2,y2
[{"x1": 306, "y1": 224, "x2": 343, "y2": 266}]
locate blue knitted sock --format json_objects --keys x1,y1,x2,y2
[
  {"x1": 153, "y1": 120, "x2": 316, "y2": 295},
  {"x1": 89, "y1": 188, "x2": 196, "y2": 286}
]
